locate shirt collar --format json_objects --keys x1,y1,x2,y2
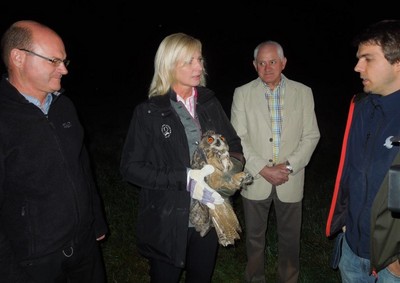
[
  {"x1": 263, "y1": 74, "x2": 286, "y2": 92},
  {"x1": 21, "y1": 93, "x2": 53, "y2": 114}
]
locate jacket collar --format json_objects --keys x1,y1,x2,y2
[{"x1": 0, "y1": 75, "x2": 65, "y2": 104}]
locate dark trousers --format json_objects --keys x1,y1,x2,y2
[
  {"x1": 19, "y1": 231, "x2": 106, "y2": 283},
  {"x1": 243, "y1": 186, "x2": 302, "y2": 283},
  {"x1": 149, "y1": 227, "x2": 219, "y2": 283}
]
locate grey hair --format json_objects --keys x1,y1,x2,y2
[{"x1": 253, "y1": 40, "x2": 285, "y2": 60}]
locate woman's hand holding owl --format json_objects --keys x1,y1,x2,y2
[{"x1": 187, "y1": 164, "x2": 224, "y2": 209}]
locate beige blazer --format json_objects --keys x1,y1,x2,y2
[{"x1": 231, "y1": 77, "x2": 320, "y2": 202}]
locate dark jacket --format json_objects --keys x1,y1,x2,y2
[
  {"x1": 326, "y1": 92, "x2": 400, "y2": 273},
  {"x1": 0, "y1": 78, "x2": 108, "y2": 281},
  {"x1": 120, "y1": 87, "x2": 244, "y2": 268}
]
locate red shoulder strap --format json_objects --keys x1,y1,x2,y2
[{"x1": 326, "y1": 95, "x2": 356, "y2": 237}]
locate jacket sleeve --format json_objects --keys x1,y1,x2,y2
[
  {"x1": 0, "y1": 152, "x2": 35, "y2": 282},
  {"x1": 119, "y1": 105, "x2": 187, "y2": 190},
  {"x1": 284, "y1": 85, "x2": 320, "y2": 174},
  {"x1": 231, "y1": 86, "x2": 266, "y2": 176},
  {"x1": 326, "y1": 96, "x2": 356, "y2": 237}
]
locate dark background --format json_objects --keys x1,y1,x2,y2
[{"x1": 0, "y1": 1, "x2": 397, "y2": 151}]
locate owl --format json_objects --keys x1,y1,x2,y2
[{"x1": 189, "y1": 130, "x2": 253, "y2": 246}]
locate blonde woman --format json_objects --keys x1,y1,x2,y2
[{"x1": 120, "y1": 33, "x2": 245, "y2": 283}]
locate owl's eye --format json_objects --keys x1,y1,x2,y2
[
  {"x1": 220, "y1": 136, "x2": 226, "y2": 142},
  {"x1": 207, "y1": 136, "x2": 215, "y2": 144}
]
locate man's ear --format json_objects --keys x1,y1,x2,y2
[
  {"x1": 10, "y1": 48, "x2": 24, "y2": 68},
  {"x1": 281, "y1": 57, "x2": 288, "y2": 70},
  {"x1": 395, "y1": 60, "x2": 400, "y2": 71}
]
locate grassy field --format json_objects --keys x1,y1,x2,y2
[{"x1": 84, "y1": 105, "x2": 344, "y2": 283}]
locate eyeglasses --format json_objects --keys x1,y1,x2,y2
[{"x1": 18, "y1": 48, "x2": 70, "y2": 67}]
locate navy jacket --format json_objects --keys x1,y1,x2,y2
[
  {"x1": 120, "y1": 87, "x2": 243, "y2": 268},
  {"x1": 0, "y1": 78, "x2": 108, "y2": 281},
  {"x1": 326, "y1": 92, "x2": 400, "y2": 273}
]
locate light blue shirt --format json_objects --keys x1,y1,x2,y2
[{"x1": 21, "y1": 93, "x2": 53, "y2": 115}]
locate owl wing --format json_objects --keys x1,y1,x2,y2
[
  {"x1": 189, "y1": 200, "x2": 212, "y2": 237},
  {"x1": 209, "y1": 202, "x2": 241, "y2": 246},
  {"x1": 191, "y1": 146, "x2": 208, "y2": 169}
]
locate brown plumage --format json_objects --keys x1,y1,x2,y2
[{"x1": 190, "y1": 130, "x2": 253, "y2": 246}]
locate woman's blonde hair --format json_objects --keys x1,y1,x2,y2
[{"x1": 148, "y1": 33, "x2": 206, "y2": 97}]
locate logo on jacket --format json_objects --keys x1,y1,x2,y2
[
  {"x1": 62, "y1": 122, "x2": 72, "y2": 128},
  {"x1": 161, "y1": 124, "x2": 172, "y2": 138},
  {"x1": 384, "y1": 136, "x2": 400, "y2": 149}
]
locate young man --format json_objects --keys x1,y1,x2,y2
[{"x1": 326, "y1": 20, "x2": 400, "y2": 282}]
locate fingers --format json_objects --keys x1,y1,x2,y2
[
  {"x1": 211, "y1": 191, "x2": 224, "y2": 205},
  {"x1": 205, "y1": 193, "x2": 224, "y2": 210},
  {"x1": 203, "y1": 188, "x2": 224, "y2": 205},
  {"x1": 206, "y1": 203, "x2": 216, "y2": 209},
  {"x1": 271, "y1": 174, "x2": 289, "y2": 186},
  {"x1": 275, "y1": 166, "x2": 290, "y2": 186},
  {"x1": 201, "y1": 164, "x2": 215, "y2": 175}
]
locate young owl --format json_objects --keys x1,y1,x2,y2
[{"x1": 190, "y1": 130, "x2": 253, "y2": 246}]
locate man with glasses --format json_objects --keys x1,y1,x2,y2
[
  {"x1": 0, "y1": 20, "x2": 108, "y2": 282},
  {"x1": 18, "y1": 48, "x2": 70, "y2": 67}
]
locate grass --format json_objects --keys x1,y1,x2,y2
[{"x1": 83, "y1": 103, "x2": 343, "y2": 282}]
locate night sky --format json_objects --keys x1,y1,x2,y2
[{"x1": 1, "y1": 1, "x2": 397, "y2": 145}]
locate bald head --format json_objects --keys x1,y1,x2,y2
[
  {"x1": 0, "y1": 20, "x2": 68, "y2": 101},
  {"x1": 1, "y1": 20, "x2": 62, "y2": 69}
]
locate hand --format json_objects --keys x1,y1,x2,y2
[
  {"x1": 96, "y1": 234, "x2": 106, "y2": 241},
  {"x1": 259, "y1": 163, "x2": 289, "y2": 186},
  {"x1": 187, "y1": 165, "x2": 224, "y2": 209}
]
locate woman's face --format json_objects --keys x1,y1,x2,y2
[{"x1": 174, "y1": 50, "x2": 204, "y2": 89}]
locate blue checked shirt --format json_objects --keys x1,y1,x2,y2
[{"x1": 264, "y1": 77, "x2": 285, "y2": 163}]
